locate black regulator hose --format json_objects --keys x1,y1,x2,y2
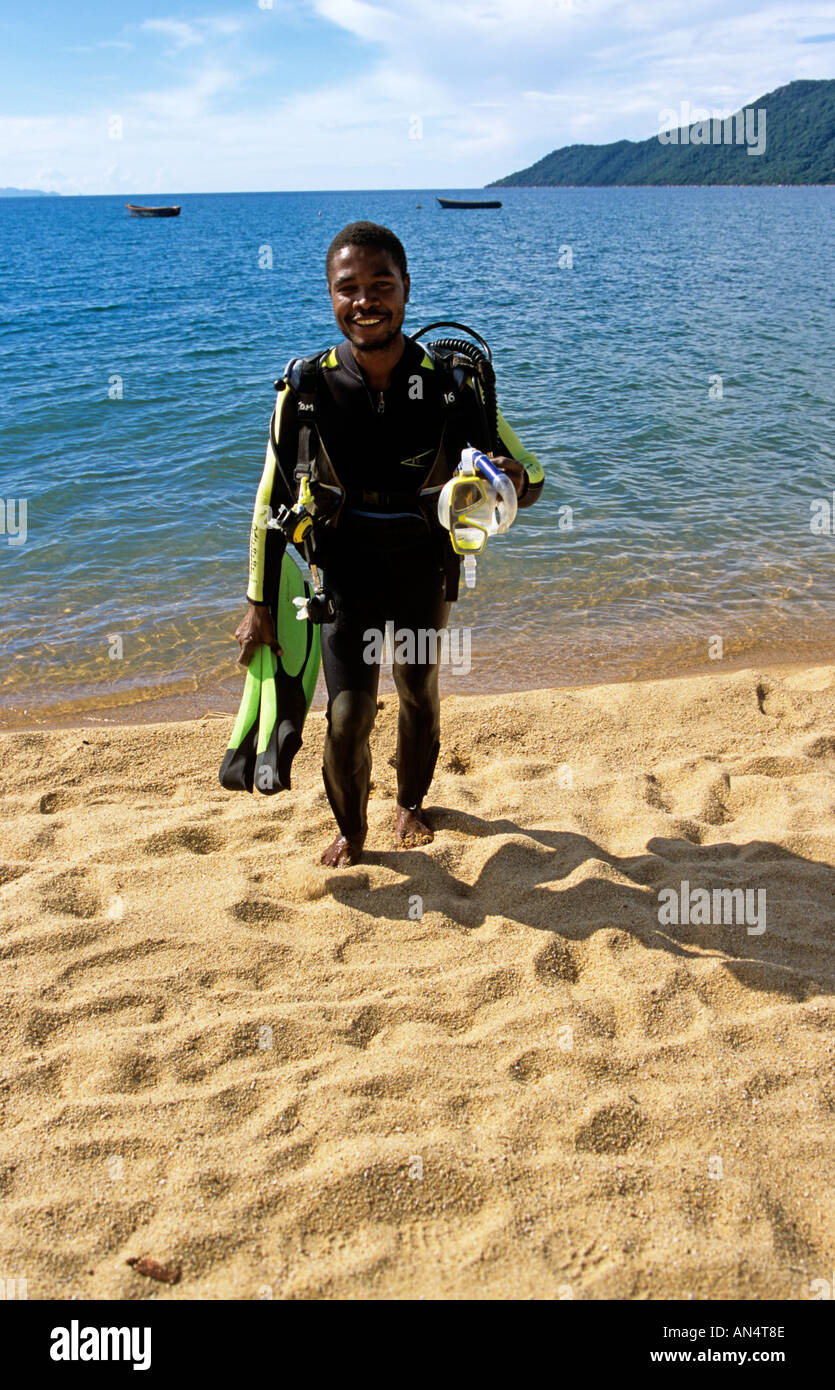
[{"x1": 409, "y1": 321, "x2": 500, "y2": 456}]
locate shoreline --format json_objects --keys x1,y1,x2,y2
[{"x1": 2, "y1": 649, "x2": 835, "y2": 733}]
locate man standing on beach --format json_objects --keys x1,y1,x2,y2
[{"x1": 235, "y1": 222, "x2": 543, "y2": 867}]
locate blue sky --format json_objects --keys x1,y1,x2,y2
[{"x1": 1, "y1": 0, "x2": 833, "y2": 193}]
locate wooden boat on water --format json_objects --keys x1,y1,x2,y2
[
  {"x1": 436, "y1": 197, "x2": 502, "y2": 209},
  {"x1": 126, "y1": 204, "x2": 181, "y2": 218}
]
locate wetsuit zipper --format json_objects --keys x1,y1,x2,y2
[
  {"x1": 341, "y1": 340, "x2": 386, "y2": 414},
  {"x1": 360, "y1": 380, "x2": 384, "y2": 415}
]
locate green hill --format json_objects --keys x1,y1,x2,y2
[{"x1": 490, "y1": 80, "x2": 835, "y2": 186}]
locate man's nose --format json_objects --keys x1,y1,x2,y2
[{"x1": 354, "y1": 288, "x2": 379, "y2": 308}]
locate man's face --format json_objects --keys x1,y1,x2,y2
[{"x1": 328, "y1": 245, "x2": 410, "y2": 352}]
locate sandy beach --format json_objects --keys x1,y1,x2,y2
[{"x1": 1, "y1": 661, "x2": 833, "y2": 1301}]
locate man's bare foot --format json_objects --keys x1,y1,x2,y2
[
  {"x1": 320, "y1": 832, "x2": 366, "y2": 868},
  {"x1": 395, "y1": 803, "x2": 434, "y2": 847}
]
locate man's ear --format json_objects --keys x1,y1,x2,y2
[{"x1": 403, "y1": 273, "x2": 411, "y2": 303}]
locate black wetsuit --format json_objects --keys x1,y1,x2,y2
[
  {"x1": 315, "y1": 339, "x2": 470, "y2": 834},
  {"x1": 247, "y1": 334, "x2": 542, "y2": 838}
]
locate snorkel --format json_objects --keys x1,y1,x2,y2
[{"x1": 437, "y1": 446, "x2": 518, "y2": 587}]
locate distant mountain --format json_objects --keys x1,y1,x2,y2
[
  {"x1": 0, "y1": 187, "x2": 60, "y2": 196},
  {"x1": 490, "y1": 80, "x2": 835, "y2": 186}
]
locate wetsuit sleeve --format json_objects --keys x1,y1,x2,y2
[
  {"x1": 496, "y1": 406, "x2": 544, "y2": 509},
  {"x1": 246, "y1": 388, "x2": 298, "y2": 603},
  {"x1": 465, "y1": 375, "x2": 544, "y2": 509}
]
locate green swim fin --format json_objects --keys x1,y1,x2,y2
[
  {"x1": 218, "y1": 642, "x2": 265, "y2": 793},
  {"x1": 219, "y1": 552, "x2": 321, "y2": 796}
]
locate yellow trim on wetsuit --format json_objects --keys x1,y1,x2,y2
[
  {"x1": 247, "y1": 388, "x2": 288, "y2": 602},
  {"x1": 496, "y1": 407, "x2": 544, "y2": 484}
]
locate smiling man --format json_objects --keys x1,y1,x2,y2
[{"x1": 236, "y1": 221, "x2": 543, "y2": 867}]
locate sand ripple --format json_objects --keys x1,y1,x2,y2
[{"x1": 0, "y1": 665, "x2": 834, "y2": 1298}]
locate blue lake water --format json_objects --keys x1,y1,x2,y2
[{"x1": 1, "y1": 187, "x2": 833, "y2": 724}]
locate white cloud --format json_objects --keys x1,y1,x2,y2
[
  {"x1": 140, "y1": 15, "x2": 246, "y2": 51},
  {"x1": 135, "y1": 66, "x2": 241, "y2": 124},
  {"x1": 63, "y1": 40, "x2": 134, "y2": 54},
  {"x1": 312, "y1": 0, "x2": 393, "y2": 43},
  {"x1": 6, "y1": 0, "x2": 835, "y2": 191},
  {"x1": 141, "y1": 19, "x2": 204, "y2": 50},
  {"x1": 306, "y1": 0, "x2": 835, "y2": 112}
]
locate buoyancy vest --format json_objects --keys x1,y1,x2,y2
[{"x1": 273, "y1": 342, "x2": 495, "y2": 532}]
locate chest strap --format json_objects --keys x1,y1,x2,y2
[
  {"x1": 276, "y1": 346, "x2": 471, "y2": 510},
  {"x1": 276, "y1": 352, "x2": 323, "y2": 484}
]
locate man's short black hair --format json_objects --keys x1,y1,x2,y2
[{"x1": 326, "y1": 221, "x2": 408, "y2": 283}]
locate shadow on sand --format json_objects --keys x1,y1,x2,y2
[{"x1": 325, "y1": 806, "x2": 835, "y2": 1002}]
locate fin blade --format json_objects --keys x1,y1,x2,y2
[{"x1": 218, "y1": 645, "x2": 264, "y2": 793}]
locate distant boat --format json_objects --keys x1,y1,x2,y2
[
  {"x1": 436, "y1": 197, "x2": 502, "y2": 210},
  {"x1": 126, "y1": 204, "x2": 181, "y2": 218}
]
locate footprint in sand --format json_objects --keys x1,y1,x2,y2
[
  {"x1": 667, "y1": 818, "x2": 706, "y2": 845},
  {"x1": 31, "y1": 825, "x2": 60, "y2": 851},
  {"x1": 0, "y1": 1164, "x2": 18, "y2": 1195},
  {"x1": 695, "y1": 775, "x2": 734, "y2": 826},
  {"x1": 193, "y1": 1171, "x2": 235, "y2": 1200},
  {"x1": 264, "y1": 1139, "x2": 316, "y2": 1176},
  {"x1": 642, "y1": 773, "x2": 671, "y2": 812},
  {"x1": 510, "y1": 1049, "x2": 547, "y2": 1084},
  {"x1": 677, "y1": 1179, "x2": 720, "y2": 1231},
  {"x1": 443, "y1": 750, "x2": 470, "y2": 774},
  {"x1": 511, "y1": 761, "x2": 552, "y2": 782},
  {"x1": 98, "y1": 1045, "x2": 159, "y2": 1094},
  {"x1": 21, "y1": 1005, "x2": 65, "y2": 1048},
  {"x1": 759, "y1": 1188, "x2": 819, "y2": 1266},
  {"x1": 38, "y1": 789, "x2": 79, "y2": 815},
  {"x1": 208, "y1": 1082, "x2": 261, "y2": 1124},
  {"x1": 229, "y1": 898, "x2": 297, "y2": 926},
  {"x1": 638, "y1": 967, "x2": 700, "y2": 1035},
  {"x1": 468, "y1": 968, "x2": 520, "y2": 1009},
  {"x1": 736, "y1": 754, "x2": 814, "y2": 778},
  {"x1": 40, "y1": 868, "x2": 102, "y2": 919},
  {"x1": 345, "y1": 1004, "x2": 387, "y2": 1048},
  {"x1": 534, "y1": 938, "x2": 580, "y2": 985},
  {"x1": 0, "y1": 863, "x2": 30, "y2": 887},
  {"x1": 575, "y1": 1101, "x2": 645, "y2": 1154},
  {"x1": 803, "y1": 733, "x2": 835, "y2": 760},
  {"x1": 744, "y1": 1068, "x2": 790, "y2": 1099},
  {"x1": 143, "y1": 824, "x2": 223, "y2": 856}
]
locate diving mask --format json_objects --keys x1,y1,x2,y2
[{"x1": 437, "y1": 447, "x2": 518, "y2": 555}]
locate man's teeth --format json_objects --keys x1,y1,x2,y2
[{"x1": 355, "y1": 317, "x2": 383, "y2": 325}]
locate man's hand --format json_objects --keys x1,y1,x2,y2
[
  {"x1": 235, "y1": 602, "x2": 281, "y2": 669},
  {"x1": 491, "y1": 455, "x2": 526, "y2": 498}
]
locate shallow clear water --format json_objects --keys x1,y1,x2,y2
[{"x1": 1, "y1": 187, "x2": 833, "y2": 724}]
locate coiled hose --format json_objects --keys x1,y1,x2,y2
[{"x1": 410, "y1": 321, "x2": 500, "y2": 455}]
